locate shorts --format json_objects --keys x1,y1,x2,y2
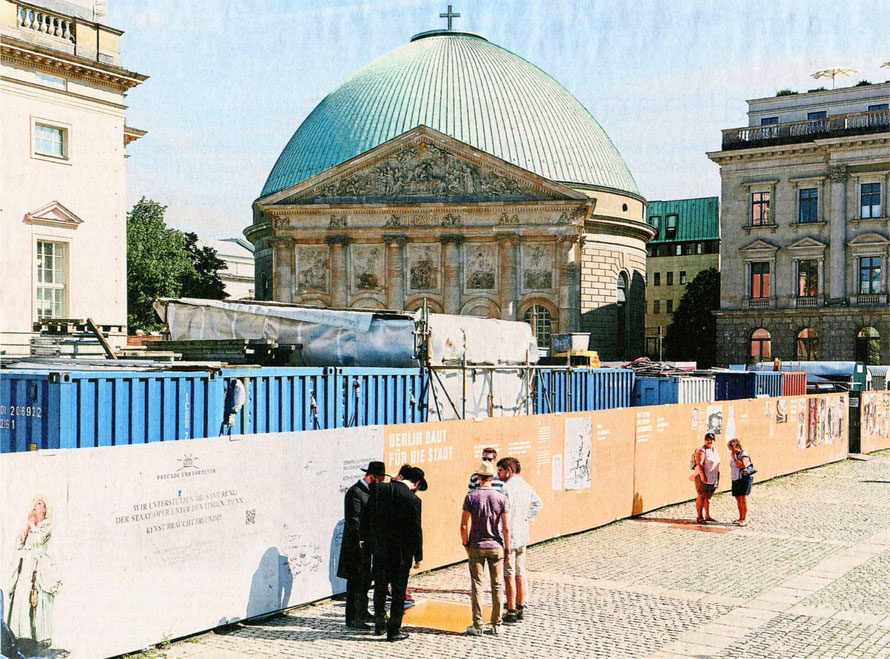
[
  {"x1": 732, "y1": 476, "x2": 753, "y2": 497},
  {"x1": 695, "y1": 476, "x2": 717, "y2": 495},
  {"x1": 504, "y1": 546, "x2": 527, "y2": 577}
]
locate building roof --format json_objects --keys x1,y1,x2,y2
[
  {"x1": 197, "y1": 237, "x2": 254, "y2": 260},
  {"x1": 261, "y1": 30, "x2": 638, "y2": 199},
  {"x1": 645, "y1": 197, "x2": 719, "y2": 243}
]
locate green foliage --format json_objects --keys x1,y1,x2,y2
[
  {"x1": 126, "y1": 198, "x2": 228, "y2": 332},
  {"x1": 664, "y1": 268, "x2": 720, "y2": 368},
  {"x1": 775, "y1": 89, "x2": 797, "y2": 96},
  {"x1": 182, "y1": 232, "x2": 228, "y2": 300},
  {"x1": 855, "y1": 79, "x2": 872, "y2": 86}
]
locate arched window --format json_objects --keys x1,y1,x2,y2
[
  {"x1": 524, "y1": 305, "x2": 553, "y2": 350},
  {"x1": 616, "y1": 272, "x2": 629, "y2": 358},
  {"x1": 856, "y1": 327, "x2": 881, "y2": 365},
  {"x1": 749, "y1": 328, "x2": 771, "y2": 361},
  {"x1": 795, "y1": 327, "x2": 819, "y2": 361}
]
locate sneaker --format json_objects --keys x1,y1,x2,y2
[
  {"x1": 485, "y1": 624, "x2": 499, "y2": 635},
  {"x1": 466, "y1": 625, "x2": 484, "y2": 636},
  {"x1": 502, "y1": 612, "x2": 518, "y2": 624}
]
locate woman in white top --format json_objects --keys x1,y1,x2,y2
[{"x1": 693, "y1": 433, "x2": 721, "y2": 524}]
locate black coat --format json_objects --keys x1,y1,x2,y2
[
  {"x1": 337, "y1": 480, "x2": 370, "y2": 580},
  {"x1": 360, "y1": 480, "x2": 423, "y2": 565}
]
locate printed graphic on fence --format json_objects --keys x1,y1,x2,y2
[{"x1": 564, "y1": 417, "x2": 592, "y2": 491}]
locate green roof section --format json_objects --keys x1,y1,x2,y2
[
  {"x1": 645, "y1": 196, "x2": 720, "y2": 243},
  {"x1": 261, "y1": 30, "x2": 639, "y2": 198}
]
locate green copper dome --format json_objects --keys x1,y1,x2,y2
[{"x1": 261, "y1": 30, "x2": 639, "y2": 198}]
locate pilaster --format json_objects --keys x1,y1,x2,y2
[
  {"x1": 384, "y1": 234, "x2": 408, "y2": 311},
  {"x1": 828, "y1": 165, "x2": 848, "y2": 301},
  {"x1": 326, "y1": 235, "x2": 350, "y2": 308},
  {"x1": 440, "y1": 234, "x2": 465, "y2": 314},
  {"x1": 497, "y1": 233, "x2": 520, "y2": 320}
]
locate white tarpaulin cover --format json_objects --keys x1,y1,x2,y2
[
  {"x1": 426, "y1": 314, "x2": 539, "y2": 365},
  {"x1": 154, "y1": 299, "x2": 538, "y2": 368},
  {"x1": 428, "y1": 368, "x2": 533, "y2": 421},
  {"x1": 154, "y1": 299, "x2": 418, "y2": 367}
]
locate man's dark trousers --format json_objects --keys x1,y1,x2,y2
[
  {"x1": 373, "y1": 553, "x2": 411, "y2": 635},
  {"x1": 344, "y1": 550, "x2": 372, "y2": 625}
]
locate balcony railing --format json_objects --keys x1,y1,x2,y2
[
  {"x1": 852, "y1": 293, "x2": 887, "y2": 306},
  {"x1": 722, "y1": 109, "x2": 889, "y2": 150},
  {"x1": 794, "y1": 296, "x2": 821, "y2": 308},
  {"x1": 746, "y1": 297, "x2": 772, "y2": 309},
  {"x1": 16, "y1": 4, "x2": 75, "y2": 43}
]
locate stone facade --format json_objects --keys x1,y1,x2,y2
[
  {"x1": 0, "y1": 0, "x2": 146, "y2": 353},
  {"x1": 248, "y1": 127, "x2": 653, "y2": 358},
  {"x1": 709, "y1": 84, "x2": 890, "y2": 365}
]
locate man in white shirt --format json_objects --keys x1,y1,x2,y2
[{"x1": 496, "y1": 457, "x2": 543, "y2": 624}]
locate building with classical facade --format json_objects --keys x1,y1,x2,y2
[
  {"x1": 196, "y1": 237, "x2": 255, "y2": 300},
  {"x1": 643, "y1": 197, "x2": 720, "y2": 358},
  {"x1": 247, "y1": 27, "x2": 653, "y2": 360},
  {"x1": 0, "y1": 0, "x2": 145, "y2": 353},
  {"x1": 708, "y1": 82, "x2": 889, "y2": 365}
]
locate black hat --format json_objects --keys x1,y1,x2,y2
[
  {"x1": 405, "y1": 466, "x2": 428, "y2": 492},
  {"x1": 362, "y1": 461, "x2": 387, "y2": 477}
]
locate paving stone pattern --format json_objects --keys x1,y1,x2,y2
[{"x1": 160, "y1": 452, "x2": 890, "y2": 659}]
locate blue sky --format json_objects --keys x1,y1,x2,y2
[{"x1": 114, "y1": 0, "x2": 890, "y2": 239}]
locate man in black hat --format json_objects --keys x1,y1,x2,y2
[
  {"x1": 338, "y1": 460, "x2": 386, "y2": 629},
  {"x1": 361, "y1": 464, "x2": 426, "y2": 642}
]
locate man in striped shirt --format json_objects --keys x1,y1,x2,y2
[{"x1": 467, "y1": 447, "x2": 504, "y2": 491}]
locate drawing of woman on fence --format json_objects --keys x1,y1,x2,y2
[{"x1": 7, "y1": 494, "x2": 62, "y2": 656}]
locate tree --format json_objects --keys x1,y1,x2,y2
[
  {"x1": 182, "y1": 232, "x2": 228, "y2": 300},
  {"x1": 664, "y1": 267, "x2": 720, "y2": 367},
  {"x1": 126, "y1": 198, "x2": 228, "y2": 332}
]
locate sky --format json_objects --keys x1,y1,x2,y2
[{"x1": 113, "y1": 0, "x2": 890, "y2": 239}]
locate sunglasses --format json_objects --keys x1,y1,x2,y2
[{"x1": 481, "y1": 456, "x2": 494, "y2": 462}]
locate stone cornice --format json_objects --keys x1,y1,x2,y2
[
  {"x1": 260, "y1": 199, "x2": 590, "y2": 216},
  {"x1": 1, "y1": 35, "x2": 147, "y2": 91},
  {"x1": 708, "y1": 132, "x2": 889, "y2": 165}
]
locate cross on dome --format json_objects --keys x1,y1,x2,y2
[{"x1": 439, "y1": 4, "x2": 460, "y2": 30}]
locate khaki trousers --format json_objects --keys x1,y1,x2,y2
[{"x1": 468, "y1": 547, "x2": 504, "y2": 628}]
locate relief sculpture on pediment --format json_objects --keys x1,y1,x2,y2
[{"x1": 303, "y1": 142, "x2": 556, "y2": 203}]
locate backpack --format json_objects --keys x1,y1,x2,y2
[{"x1": 690, "y1": 449, "x2": 699, "y2": 470}]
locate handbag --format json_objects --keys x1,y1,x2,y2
[{"x1": 740, "y1": 461, "x2": 757, "y2": 478}]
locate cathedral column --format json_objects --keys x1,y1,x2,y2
[
  {"x1": 557, "y1": 234, "x2": 580, "y2": 332},
  {"x1": 384, "y1": 234, "x2": 407, "y2": 311},
  {"x1": 441, "y1": 234, "x2": 464, "y2": 315},
  {"x1": 828, "y1": 165, "x2": 848, "y2": 302},
  {"x1": 326, "y1": 235, "x2": 349, "y2": 308},
  {"x1": 497, "y1": 233, "x2": 520, "y2": 320},
  {"x1": 271, "y1": 237, "x2": 295, "y2": 303}
]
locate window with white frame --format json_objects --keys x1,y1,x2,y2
[
  {"x1": 36, "y1": 241, "x2": 67, "y2": 319},
  {"x1": 33, "y1": 123, "x2": 66, "y2": 158}
]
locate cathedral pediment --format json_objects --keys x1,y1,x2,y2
[
  {"x1": 262, "y1": 126, "x2": 586, "y2": 206},
  {"x1": 25, "y1": 201, "x2": 84, "y2": 229}
]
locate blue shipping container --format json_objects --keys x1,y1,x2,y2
[
  {"x1": 534, "y1": 368, "x2": 633, "y2": 414},
  {"x1": 0, "y1": 369, "x2": 220, "y2": 452},
  {"x1": 714, "y1": 371, "x2": 784, "y2": 400},
  {"x1": 1, "y1": 366, "x2": 431, "y2": 452}
]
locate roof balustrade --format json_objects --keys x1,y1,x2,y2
[{"x1": 722, "y1": 109, "x2": 889, "y2": 150}]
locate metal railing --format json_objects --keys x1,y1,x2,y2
[{"x1": 723, "y1": 109, "x2": 889, "y2": 150}]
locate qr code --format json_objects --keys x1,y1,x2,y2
[{"x1": 245, "y1": 509, "x2": 256, "y2": 525}]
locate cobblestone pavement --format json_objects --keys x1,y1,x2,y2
[{"x1": 159, "y1": 452, "x2": 890, "y2": 659}]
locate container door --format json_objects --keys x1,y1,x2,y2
[{"x1": 848, "y1": 390, "x2": 861, "y2": 453}]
